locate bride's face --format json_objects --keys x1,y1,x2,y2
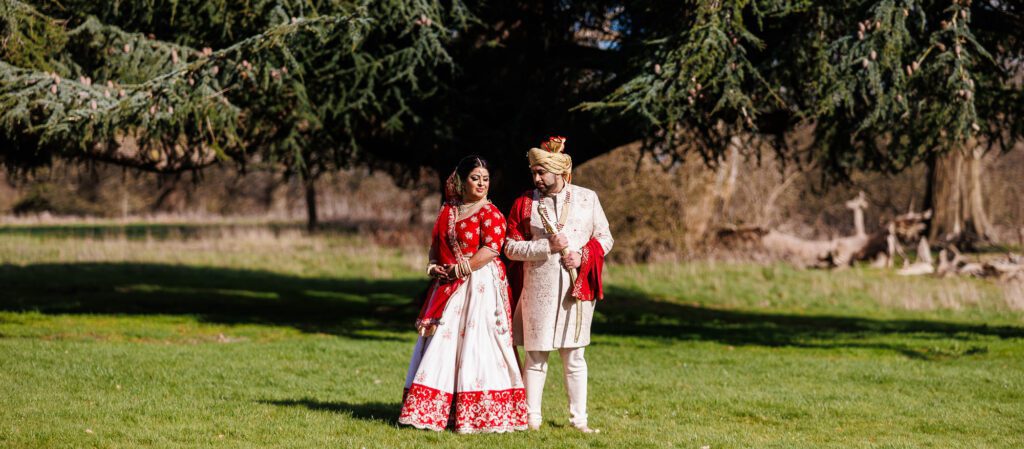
[{"x1": 463, "y1": 167, "x2": 490, "y2": 202}]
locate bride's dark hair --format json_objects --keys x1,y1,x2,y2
[
  {"x1": 441, "y1": 155, "x2": 489, "y2": 204},
  {"x1": 456, "y1": 155, "x2": 489, "y2": 181}
]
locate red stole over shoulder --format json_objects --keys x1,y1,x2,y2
[
  {"x1": 505, "y1": 190, "x2": 605, "y2": 309},
  {"x1": 572, "y1": 238, "x2": 605, "y2": 300},
  {"x1": 505, "y1": 191, "x2": 533, "y2": 311}
]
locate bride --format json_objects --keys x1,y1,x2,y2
[{"x1": 398, "y1": 155, "x2": 528, "y2": 433}]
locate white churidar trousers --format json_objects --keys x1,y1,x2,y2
[{"x1": 522, "y1": 348, "x2": 588, "y2": 428}]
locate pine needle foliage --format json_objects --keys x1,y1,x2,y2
[
  {"x1": 1, "y1": 0, "x2": 469, "y2": 179},
  {"x1": 1, "y1": 0, "x2": 1022, "y2": 187},
  {"x1": 582, "y1": 0, "x2": 1023, "y2": 181}
]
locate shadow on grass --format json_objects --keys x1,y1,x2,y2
[
  {"x1": 0, "y1": 262, "x2": 424, "y2": 340},
  {"x1": 1, "y1": 262, "x2": 1021, "y2": 357},
  {"x1": 258, "y1": 399, "x2": 401, "y2": 425},
  {"x1": 597, "y1": 284, "x2": 1023, "y2": 360},
  {"x1": 0, "y1": 219, "x2": 422, "y2": 240}
]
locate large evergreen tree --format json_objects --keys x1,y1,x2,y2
[
  {"x1": 2, "y1": 0, "x2": 1022, "y2": 241},
  {"x1": 1, "y1": 0, "x2": 468, "y2": 229},
  {"x1": 582, "y1": 0, "x2": 1023, "y2": 245}
]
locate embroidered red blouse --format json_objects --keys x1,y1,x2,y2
[
  {"x1": 453, "y1": 203, "x2": 507, "y2": 257},
  {"x1": 416, "y1": 202, "x2": 508, "y2": 329}
]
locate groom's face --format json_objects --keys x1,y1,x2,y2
[{"x1": 531, "y1": 165, "x2": 560, "y2": 193}]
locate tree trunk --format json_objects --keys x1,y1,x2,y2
[
  {"x1": 407, "y1": 185, "x2": 430, "y2": 226},
  {"x1": 711, "y1": 137, "x2": 742, "y2": 224},
  {"x1": 926, "y1": 144, "x2": 993, "y2": 247},
  {"x1": 304, "y1": 176, "x2": 319, "y2": 232}
]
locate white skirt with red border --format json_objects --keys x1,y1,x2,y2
[{"x1": 399, "y1": 261, "x2": 527, "y2": 433}]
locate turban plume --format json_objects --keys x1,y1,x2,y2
[{"x1": 527, "y1": 136, "x2": 572, "y2": 182}]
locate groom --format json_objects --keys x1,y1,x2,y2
[{"x1": 504, "y1": 136, "x2": 613, "y2": 433}]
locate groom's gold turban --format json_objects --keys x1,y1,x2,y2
[{"x1": 527, "y1": 136, "x2": 572, "y2": 182}]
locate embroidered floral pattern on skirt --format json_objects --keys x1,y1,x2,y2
[{"x1": 399, "y1": 261, "x2": 526, "y2": 433}]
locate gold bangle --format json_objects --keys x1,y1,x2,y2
[{"x1": 426, "y1": 263, "x2": 437, "y2": 277}]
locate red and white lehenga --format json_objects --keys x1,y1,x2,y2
[{"x1": 398, "y1": 201, "x2": 528, "y2": 433}]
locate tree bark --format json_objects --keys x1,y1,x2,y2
[
  {"x1": 926, "y1": 144, "x2": 993, "y2": 247},
  {"x1": 304, "y1": 176, "x2": 319, "y2": 233},
  {"x1": 407, "y1": 184, "x2": 431, "y2": 226}
]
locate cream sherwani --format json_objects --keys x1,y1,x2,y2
[
  {"x1": 507, "y1": 184, "x2": 613, "y2": 350},
  {"x1": 505, "y1": 183, "x2": 612, "y2": 428}
]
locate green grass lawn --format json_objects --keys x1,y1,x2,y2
[{"x1": 1, "y1": 227, "x2": 1022, "y2": 448}]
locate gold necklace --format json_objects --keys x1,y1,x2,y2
[
  {"x1": 457, "y1": 197, "x2": 487, "y2": 217},
  {"x1": 537, "y1": 187, "x2": 571, "y2": 231}
]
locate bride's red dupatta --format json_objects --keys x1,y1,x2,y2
[
  {"x1": 415, "y1": 169, "x2": 478, "y2": 330},
  {"x1": 415, "y1": 202, "x2": 466, "y2": 330}
]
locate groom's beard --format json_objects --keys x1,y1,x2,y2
[{"x1": 536, "y1": 177, "x2": 562, "y2": 195}]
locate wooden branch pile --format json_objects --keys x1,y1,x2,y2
[{"x1": 715, "y1": 191, "x2": 1023, "y2": 281}]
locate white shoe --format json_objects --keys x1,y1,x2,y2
[
  {"x1": 574, "y1": 425, "x2": 600, "y2": 434},
  {"x1": 528, "y1": 420, "x2": 542, "y2": 431}
]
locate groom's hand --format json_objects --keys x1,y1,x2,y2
[
  {"x1": 548, "y1": 233, "x2": 569, "y2": 253},
  {"x1": 561, "y1": 251, "x2": 582, "y2": 269}
]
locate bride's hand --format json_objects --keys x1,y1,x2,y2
[
  {"x1": 429, "y1": 265, "x2": 449, "y2": 279},
  {"x1": 417, "y1": 324, "x2": 438, "y2": 337},
  {"x1": 443, "y1": 264, "x2": 458, "y2": 279}
]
